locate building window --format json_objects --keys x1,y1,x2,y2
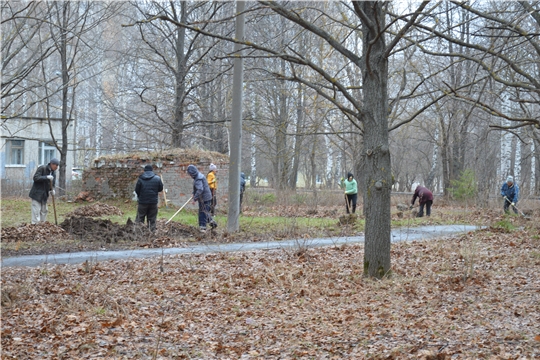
[
  {"x1": 7, "y1": 140, "x2": 25, "y2": 165},
  {"x1": 39, "y1": 141, "x2": 56, "y2": 165}
]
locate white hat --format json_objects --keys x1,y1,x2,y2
[
  {"x1": 506, "y1": 176, "x2": 513, "y2": 183},
  {"x1": 209, "y1": 163, "x2": 217, "y2": 171}
]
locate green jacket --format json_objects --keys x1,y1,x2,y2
[{"x1": 344, "y1": 178, "x2": 358, "y2": 195}]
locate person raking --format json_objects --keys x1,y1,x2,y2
[{"x1": 29, "y1": 158, "x2": 59, "y2": 224}]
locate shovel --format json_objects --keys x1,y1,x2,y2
[
  {"x1": 160, "y1": 175, "x2": 169, "y2": 208},
  {"x1": 166, "y1": 196, "x2": 193, "y2": 224},
  {"x1": 344, "y1": 193, "x2": 351, "y2": 214},
  {"x1": 50, "y1": 179, "x2": 58, "y2": 225},
  {"x1": 503, "y1": 196, "x2": 529, "y2": 219}
]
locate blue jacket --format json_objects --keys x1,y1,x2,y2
[
  {"x1": 501, "y1": 182, "x2": 519, "y2": 203},
  {"x1": 240, "y1": 172, "x2": 246, "y2": 193},
  {"x1": 187, "y1": 165, "x2": 212, "y2": 202},
  {"x1": 135, "y1": 170, "x2": 163, "y2": 204}
]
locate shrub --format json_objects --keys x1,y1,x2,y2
[{"x1": 449, "y1": 169, "x2": 477, "y2": 201}]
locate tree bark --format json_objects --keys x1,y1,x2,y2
[
  {"x1": 359, "y1": 2, "x2": 391, "y2": 278},
  {"x1": 172, "y1": 2, "x2": 187, "y2": 148}
]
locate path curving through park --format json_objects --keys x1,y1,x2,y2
[{"x1": 1, "y1": 225, "x2": 480, "y2": 267}]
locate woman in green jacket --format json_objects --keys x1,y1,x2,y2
[{"x1": 343, "y1": 172, "x2": 358, "y2": 214}]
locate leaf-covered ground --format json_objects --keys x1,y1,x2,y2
[{"x1": 2, "y1": 216, "x2": 539, "y2": 359}]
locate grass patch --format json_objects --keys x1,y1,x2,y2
[{"x1": 493, "y1": 219, "x2": 517, "y2": 232}]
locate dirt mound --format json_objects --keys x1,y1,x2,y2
[
  {"x1": 60, "y1": 217, "x2": 151, "y2": 243},
  {"x1": 66, "y1": 202, "x2": 123, "y2": 218},
  {"x1": 1, "y1": 223, "x2": 70, "y2": 243},
  {"x1": 59, "y1": 217, "x2": 199, "y2": 244}
]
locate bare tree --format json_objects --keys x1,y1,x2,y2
[
  {"x1": 44, "y1": 1, "x2": 121, "y2": 194},
  {"x1": 1, "y1": 2, "x2": 55, "y2": 117},
  {"x1": 117, "y1": 1, "x2": 233, "y2": 150}
]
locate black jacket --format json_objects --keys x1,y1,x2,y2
[
  {"x1": 135, "y1": 170, "x2": 163, "y2": 204},
  {"x1": 29, "y1": 164, "x2": 56, "y2": 203}
]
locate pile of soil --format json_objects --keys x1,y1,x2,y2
[
  {"x1": 59, "y1": 217, "x2": 200, "y2": 244},
  {"x1": 60, "y1": 217, "x2": 151, "y2": 243},
  {"x1": 66, "y1": 202, "x2": 123, "y2": 217},
  {"x1": 1, "y1": 223, "x2": 70, "y2": 243}
]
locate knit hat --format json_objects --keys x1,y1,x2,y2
[
  {"x1": 50, "y1": 158, "x2": 60, "y2": 165},
  {"x1": 209, "y1": 163, "x2": 217, "y2": 171},
  {"x1": 506, "y1": 176, "x2": 513, "y2": 183},
  {"x1": 347, "y1": 172, "x2": 353, "y2": 179},
  {"x1": 144, "y1": 165, "x2": 153, "y2": 172}
]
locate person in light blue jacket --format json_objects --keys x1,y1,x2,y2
[{"x1": 500, "y1": 175, "x2": 519, "y2": 214}]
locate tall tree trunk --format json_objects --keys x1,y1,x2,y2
[
  {"x1": 533, "y1": 136, "x2": 540, "y2": 196},
  {"x1": 289, "y1": 83, "x2": 304, "y2": 190},
  {"x1": 360, "y1": 2, "x2": 391, "y2": 278},
  {"x1": 172, "y1": 3, "x2": 186, "y2": 148},
  {"x1": 275, "y1": 58, "x2": 289, "y2": 190},
  {"x1": 58, "y1": 2, "x2": 70, "y2": 196}
]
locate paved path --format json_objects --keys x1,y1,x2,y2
[{"x1": 1, "y1": 225, "x2": 480, "y2": 267}]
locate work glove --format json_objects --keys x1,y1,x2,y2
[
  {"x1": 409, "y1": 205, "x2": 414, "y2": 210},
  {"x1": 50, "y1": 190, "x2": 55, "y2": 196},
  {"x1": 46, "y1": 175, "x2": 54, "y2": 181},
  {"x1": 511, "y1": 202, "x2": 515, "y2": 206}
]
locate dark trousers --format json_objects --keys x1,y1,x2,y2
[
  {"x1": 417, "y1": 200, "x2": 433, "y2": 217},
  {"x1": 503, "y1": 199, "x2": 518, "y2": 214},
  {"x1": 199, "y1": 200, "x2": 213, "y2": 228},
  {"x1": 240, "y1": 190, "x2": 244, "y2": 212},
  {"x1": 136, "y1": 203, "x2": 158, "y2": 231},
  {"x1": 210, "y1": 189, "x2": 217, "y2": 215},
  {"x1": 346, "y1": 194, "x2": 357, "y2": 214}
]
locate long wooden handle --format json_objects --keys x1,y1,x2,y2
[
  {"x1": 160, "y1": 176, "x2": 168, "y2": 207},
  {"x1": 166, "y1": 196, "x2": 193, "y2": 224},
  {"x1": 50, "y1": 179, "x2": 57, "y2": 225}
]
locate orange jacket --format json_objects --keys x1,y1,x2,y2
[{"x1": 207, "y1": 171, "x2": 217, "y2": 191}]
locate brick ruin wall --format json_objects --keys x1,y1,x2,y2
[{"x1": 82, "y1": 156, "x2": 229, "y2": 209}]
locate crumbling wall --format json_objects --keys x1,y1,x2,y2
[{"x1": 82, "y1": 149, "x2": 229, "y2": 208}]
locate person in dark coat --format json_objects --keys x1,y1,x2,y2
[
  {"x1": 187, "y1": 164, "x2": 216, "y2": 233},
  {"x1": 501, "y1": 175, "x2": 519, "y2": 214},
  {"x1": 240, "y1": 172, "x2": 246, "y2": 212},
  {"x1": 29, "y1": 158, "x2": 59, "y2": 224},
  {"x1": 410, "y1": 185, "x2": 434, "y2": 217},
  {"x1": 134, "y1": 164, "x2": 163, "y2": 231}
]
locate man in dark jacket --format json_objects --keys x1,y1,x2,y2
[
  {"x1": 187, "y1": 164, "x2": 216, "y2": 233},
  {"x1": 29, "y1": 158, "x2": 59, "y2": 224},
  {"x1": 135, "y1": 164, "x2": 163, "y2": 231},
  {"x1": 501, "y1": 175, "x2": 519, "y2": 214},
  {"x1": 410, "y1": 185, "x2": 434, "y2": 217},
  {"x1": 240, "y1": 172, "x2": 246, "y2": 212}
]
